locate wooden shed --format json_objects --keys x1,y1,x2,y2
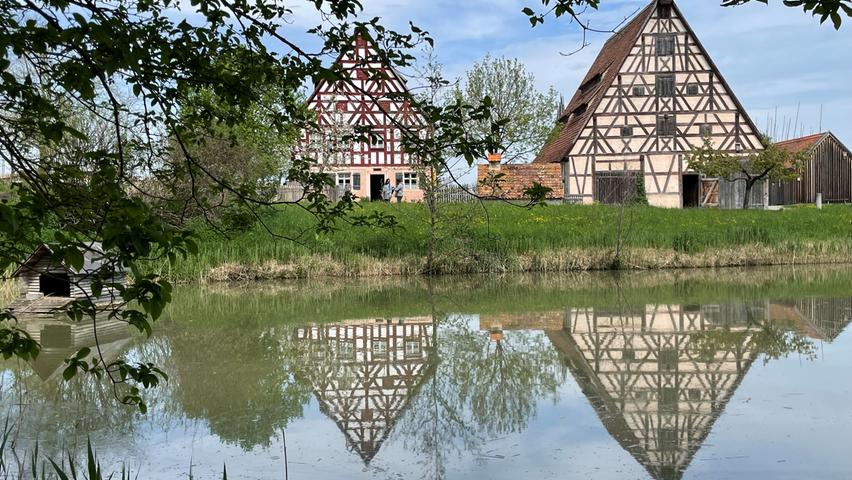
[
  {"x1": 10, "y1": 243, "x2": 125, "y2": 312},
  {"x1": 770, "y1": 132, "x2": 852, "y2": 205}
]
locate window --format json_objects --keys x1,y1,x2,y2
[
  {"x1": 659, "y1": 387, "x2": 679, "y2": 412},
  {"x1": 622, "y1": 348, "x2": 635, "y2": 360},
  {"x1": 656, "y1": 34, "x2": 675, "y2": 56},
  {"x1": 686, "y1": 84, "x2": 699, "y2": 95},
  {"x1": 378, "y1": 100, "x2": 392, "y2": 112},
  {"x1": 659, "y1": 348, "x2": 678, "y2": 371},
  {"x1": 335, "y1": 101, "x2": 347, "y2": 112},
  {"x1": 688, "y1": 388, "x2": 701, "y2": 401},
  {"x1": 735, "y1": 142, "x2": 743, "y2": 152},
  {"x1": 699, "y1": 124, "x2": 712, "y2": 136},
  {"x1": 656, "y1": 75, "x2": 674, "y2": 97},
  {"x1": 405, "y1": 340, "x2": 422, "y2": 357},
  {"x1": 370, "y1": 130, "x2": 385, "y2": 149},
  {"x1": 659, "y1": 427, "x2": 678, "y2": 451},
  {"x1": 396, "y1": 172, "x2": 418, "y2": 189},
  {"x1": 579, "y1": 73, "x2": 603, "y2": 93},
  {"x1": 570, "y1": 103, "x2": 588, "y2": 119},
  {"x1": 620, "y1": 126, "x2": 634, "y2": 137},
  {"x1": 372, "y1": 340, "x2": 387, "y2": 357},
  {"x1": 335, "y1": 172, "x2": 352, "y2": 187},
  {"x1": 355, "y1": 69, "x2": 368, "y2": 80},
  {"x1": 658, "y1": 4, "x2": 672, "y2": 19},
  {"x1": 657, "y1": 114, "x2": 676, "y2": 136},
  {"x1": 338, "y1": 341, "x2": 355, "y2": 360},
  {"x1": 632, "y1": 86, "x2": 645, "y2": 96}
]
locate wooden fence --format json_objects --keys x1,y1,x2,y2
[
  {"x1": 276, "y1": 183, "x2": 346, "y2": 203},
  {"x1": 434, "y1": 184, "x2": 477, "y2": 204}
]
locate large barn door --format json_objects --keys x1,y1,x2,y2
[
  {"x1": 39, "y1": 272, "x2": 71, "y2": 297},
  {"x1": 594, "y1": 171, "x2": 639, "y2": 204}
]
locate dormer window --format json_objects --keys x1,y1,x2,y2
[
  {"x1": 570, "y1": 103, "x2": 588, "y2": 119},
  {"x1": 579, "y1": 73, "x2": 603, "y2": 93}
]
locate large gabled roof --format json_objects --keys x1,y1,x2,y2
[
  {"x1": 534, "y1": 2, "x2": 656, "y2": 164},
  {"x1": 534, "y1": 0, "x2": 763, "y2": 163}
]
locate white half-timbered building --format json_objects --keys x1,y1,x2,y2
[
  {"x1": 535, "y1": 0, "x2": 764, "y2": 208},
  {"x1": 299, "y1": 35, "x2": 424, "y2": 202},
  {"x1": 548, "y1": 303, "x2": 760, "y2": 479},
  {"x1": 295, "y1": 316, "x2": 434, "y2": 464}
]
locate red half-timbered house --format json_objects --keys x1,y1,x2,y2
[
  {"x1": 300, "y1": 35, "x2": 424, "y2": 202},
  {"x1": 534, "y1": 0, "x2": 764, "y2": 208}
]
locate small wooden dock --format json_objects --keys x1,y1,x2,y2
[{"x1": 7, "y1": 296, "x2": 74, "y2": 318}]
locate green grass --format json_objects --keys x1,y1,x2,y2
[{"x1": 154, "y1": 202, "x2": 852, "y2": 282}]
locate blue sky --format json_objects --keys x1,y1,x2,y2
[
  {"x1": 2, "y1": 0, "x2": 848, "y2": 179},
  {"x1": 283, "y1": 0, "x2": 852, "y2": 168}
]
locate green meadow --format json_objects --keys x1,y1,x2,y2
[{"x1": 153, "y1": 202, "x2": 852, "y2": 282}]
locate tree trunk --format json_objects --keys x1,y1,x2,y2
[{"x1": 742, "y1": 179, "x2": 753, "y2": 210}]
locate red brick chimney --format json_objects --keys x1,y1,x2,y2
[{"x1": 487, "y1": 152, "x2": 502, "y2": 169}]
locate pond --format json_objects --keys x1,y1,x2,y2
[{"x1": 2, "y1": 266, "x2": 852, "y2": 479}]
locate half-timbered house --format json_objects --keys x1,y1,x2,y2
[
  {"x1": 534, "y1": 0, "x2": 764, "y2": 208},
  {"x1": 770, "y1": 132, "x2": 852, "y2": 205},
  {"x1": 547, "y1": 303, "x2": 760, "y2": 479},
  {"x1": 295, "y1": 316, "x2": 435, "y2": 464},
  {"x1": 299, "y1": 35, "x2": 424, "y2": 202}
]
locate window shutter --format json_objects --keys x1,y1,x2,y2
[
  {"x1": 656, "y1": 75, "x2": 674, "y2": 97},
  {"x1": 352, "y1": 173, "x2": 361, "y2": 189}
]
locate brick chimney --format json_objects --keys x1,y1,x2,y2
[{"x1": 487, "y1": 152, "x2": 502, "y2": 169}]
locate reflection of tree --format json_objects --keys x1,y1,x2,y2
[
  {"x1": 165, "y1": 321, "x2": 312, "y2": 450},
  {"x1": 396, "y1": 307, "x2": 565, "y2": 479}
]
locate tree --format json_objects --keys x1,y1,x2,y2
[
  {"x1": 687, "y1": 136, "x2": 806, "y2": 209},
  {"x1": 454, "y1": 55, "x2": 559, "y2": 164},
  {"x1": 0, "y1": 0, "x2": 499, "y2": 411},
  {"x1": 523, "y1": 0, "x2": 852, "y2": 30}
]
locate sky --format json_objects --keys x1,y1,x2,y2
[
  {"x1": 1, "y1": 0, "x2": 849, "y2": 180},
  {"x1": 283, "y1": 0, "x2": 852, "y2": 181}
]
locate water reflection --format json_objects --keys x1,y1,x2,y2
[
  {"x1": 1, "y1": 267, "x2": 851, "y2": 479},
  {"x1": 294, "y1": 317, "x2": 436, "y2": 463}
]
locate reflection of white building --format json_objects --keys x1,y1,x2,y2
[
  {"x1": 548, "y1": 304, "x2": 760, "y2": 480},
  {"x1": 20, "y1": 317, "x2": 131, "y2": 380},
  {"x1": 295, "y1": 317, "x2": 435, "y2": 463}
]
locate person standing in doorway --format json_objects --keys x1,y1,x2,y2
[
  {"x1": 381, "y1": 178, "x2": 393, "y2": 202},
  {"x1": 394, "y1": 182, "x2": 404, "y2": 203}
]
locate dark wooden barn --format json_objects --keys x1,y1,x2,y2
[{"x1": 770, "y1": 132, "x2": 852, "y2": 205}]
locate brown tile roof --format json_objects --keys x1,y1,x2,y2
[
  {"x1": 533, "y1": 2, "x2": 656, "y2": 164},
  {"x1": 775, "y1": 132, "x2": 827, "y2": 153}
]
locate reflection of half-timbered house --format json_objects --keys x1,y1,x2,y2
[
  {"x1": 770, "y1": 298, "x2": 852, "y2": 342},
  {"x1": 295, "y1": 317, "x2": 435, "y2": 463},
  {"x1": 547, "y1": 304, "x2": 759, "y2": 480},
  {"x1": 300, "y1": 35, "x2": 424, "y2": 202},
  {"x1": 534, "y1": 0, "x2": 763, "y2": 208},
  {"x1": 770, "y1": 132, "x2": 852, "y2": 205}
]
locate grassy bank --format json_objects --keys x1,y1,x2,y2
[{"x1": 154, "y1": 202, "x2": 852, "y2": 282}]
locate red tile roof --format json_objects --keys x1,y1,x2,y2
[
  {"x1": 774, "y1": 132, "x2": 827, "y2": 153},
  {"x1": 533, "y1": 2, "x2": 656, "y2": 164}
]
